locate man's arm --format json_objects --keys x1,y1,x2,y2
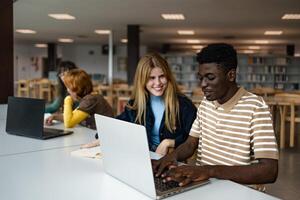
[
  {"x1": 208, "y1": 158, "x2": 278, "y2": 184},
  {"x1": 164, "y1": 158, "x2": 278, "y2": 186},
  {"x1": 152, "y1": 136, "x2": 199, "y2": 176}
]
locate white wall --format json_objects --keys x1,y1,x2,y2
[
  {"x1": 14, "y1": 43, "x2": 148, "y2": 83},
  {"x1": 14, "y1": 44, "x2": 45, "y2": 81}
]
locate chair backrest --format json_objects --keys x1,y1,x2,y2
[
  {"x1": 17, "y1": 80, "x2": 30, "y2": 97},
  {"x1": 274, "y1": 92, "x2": 300, "y2": 148},
  {"x1": 251, "y1": 87, "x2": 277, "y2": 97},
  {"x1": 274, "y1": 93, "x2": 300, "y2": 104},
  {"x1": 38, "y1": 79, "x2": 52, "y2": 101},
  {"x1": 116, "y1": 96, "x2": 130, "y2": 115}
]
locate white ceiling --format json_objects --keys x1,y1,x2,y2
[{"x1": 13, "y1": 0, "x2": 300, "y2": 54}]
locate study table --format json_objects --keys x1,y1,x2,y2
[
  {"x1": 0, "y1": 104, "x2": 279, "y2": 200},
  {"x1": 0, "y1": 146, "x2": 279, "y2": 200},
  {"x1": 0, "y1": 104, "x2": 7, "y2": 120},
  {"x1": 0, "y1": 121, "x2": 95, "y2": 156},
  {"x1": 0, "y1": 106, "x2": 95, "y2": 156}
]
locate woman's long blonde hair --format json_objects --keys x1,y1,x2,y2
[{"x1": 128, "y1": 52, "x2": 181, "y2": 132}]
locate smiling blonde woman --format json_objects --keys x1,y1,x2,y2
[{"x1": 116, "y1": 52, "x2": 197, "y2": 155}]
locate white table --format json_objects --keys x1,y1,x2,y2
[
  {"x1": 0, "y1": 120, "x2": 96, "y2": 157},
  {"x1": 0, "y1": 146, "x2": 279, "y2": 200},
  {"x1": 0, "y1": 104, "x2": 7, "y2": 120}
]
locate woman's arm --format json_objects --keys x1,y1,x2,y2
[
  {"x1": 63, "y1": 96, "x2": 89, "y2": 128},
  {"x1": 45, "y1": 96, "x2": 63, "y2": 113},
  {"x1": 174, "y1": 97, "x2": 197, "y2": 147}
]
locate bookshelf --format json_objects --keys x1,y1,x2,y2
[
  {"x1": 164, "y1": 54, "x2": 199, "y2": 89},
  {"x1": 237, "y1": 55, "x2": 300, "y2": 91},
  {"x1": 164, "y1": 53, "x2": 300, "y2": 91}
]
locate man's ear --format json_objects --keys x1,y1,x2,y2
[{"x1": 227, "y1": 69, "x2": 236, "y2": 82}]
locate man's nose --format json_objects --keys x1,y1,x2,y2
[{"x1": 200, "y1": 78, "x2": 208, "y2": 88}]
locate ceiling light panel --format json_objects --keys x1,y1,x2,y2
[
  {"x1": 248, "y1": 46, "x2": 261, "y2": 50},
  {"x1": 121, "y1": 39, "x2": 128, "y2": 43},
  {"x1": 187, "y1": 39, "x2": 200, "y2": 44},
  {"x1": 282, "y1": 14, "x2": 300, "y2": 20},
  {"x1": 178, "y1": 30, "x2": 195, "y2": 35},
  {"x1": 95, "y1": 30, "x2": 111, "y2": 34},
  {"x1": 58, "y1": 38, "x2": 74, "y2": 43},
  {"x1": 192, "y1": 45, "x2": 203, "y2": 49},
  {"x1": 16, "y1": 29, "x2": 36, "y2": 34},
  {"x1": 161, "y1": 14, "x2": 185, "y2": 20},
  {"x1": 243, "y1": 50, "x2": 254, "y2": 54},
  {"x1": 254, "y1": 40, "x2": 269, "y2": 44},
  {"x1": 35, "y1": 44, "x2": 47, "y2": 48},
  {"x1": 48, "y1": 14, "x2": 75, "y2": 20},
  {"x1": 264, "y1": 31, "x2": 282, "y2": 35}
]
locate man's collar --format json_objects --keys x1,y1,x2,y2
[{"x1": 213, "y1": 87, "x2": 246, "y2": 111}]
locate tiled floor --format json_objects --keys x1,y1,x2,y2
[{"x1": 266, "y1": 133, "x2": 300, "y2": 200}]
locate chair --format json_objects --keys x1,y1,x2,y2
[
  {"x1": 38, "y1": 79, "x2": 52, "y2": 102},
  {"x1": 250, "y1": 87, "x2": 277, "y2": 98},
  {"x1": 116, "y1": 96, "x2": 130, "y2": 115},
  {"x1": 274, "y1": 93, "x2": 300, "y2": 148},
  {"x1": 104, "y1": 96, "x2": 113, "y2": 107},
  {"x1": 113, "y1": 83, "x2": 132, "y2": 97},
  {"x1": 17, "y1": 80, "x2": 30, "y2": 97}
]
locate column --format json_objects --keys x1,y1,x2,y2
[
  {"x1": 127, "y1": 25, "x2": 140, "y2": 85},
  {"x1": 0, "y1": 1, "x2": 13, "y2": 103}
]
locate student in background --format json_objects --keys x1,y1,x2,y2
[
  {"x1": 45, "y1": 69, "x2": 113, "y2": 129},
  {"x1": 153, "y1": 43, "x2": 278, "y2": 189},
  {"x1": 45, "y1": 61, "x2": 77, "y2": 113}
]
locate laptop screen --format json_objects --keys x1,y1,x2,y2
[
  {"x1": 95, "y1": 114, "x2": 157, "y2": 199},
  {"x1": 6, "y1": 96, "x2": 45, "y2": 138}
]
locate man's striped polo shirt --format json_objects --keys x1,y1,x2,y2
[{"x1": 190, "y1": 87, "x2": 279, "y2": 166}]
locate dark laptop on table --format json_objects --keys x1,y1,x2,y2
[
  {"x1": 95, "y1": 114, "x2": 209, "y2": 200},
  {"x1": 6, "y1": 96, "x2": 73, "y2": 139}
]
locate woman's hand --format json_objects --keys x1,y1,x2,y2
[
  {"x1": 81, "y1": 140, "x2": 100, "y2": 148},
  {"x1": 45, "y1": 113, "x2": 63, "y2": 125},
  {"x1": 155, "y1": 139, "x2": 175, "y2": 156}
]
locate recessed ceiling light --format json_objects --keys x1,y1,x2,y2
[
  {"x1": 187, "y1": 39, "x2": 200, "y2": 44},
  {"x1": 248, "y1": 46, "x2": 261, "y2": 50},
  {"x1": 58, "y1": 38, "x2": 74, "y2": 43},
  {"x1": 35, "y1": 44, "x2": 47, "y2": 48},
  {"x1": 95, "y1": 30, "x2": 111, "y2": 34},
  {"x1": 161, "y1": 14, "x2": 185, "y2": 20},
  {"x1": 16, "y1": 29, "x2": 36, "y2": 34},
  {"x1": 121, "y1": 39, "x2": 128, "y2": 43},
  {"x1": 243, "y1": 50, "x2": 254, "y2": 54},
  {"x1": 192, "y1": 45, "x2": 203, "y2": 49},
  {"x1": 264, "y1": 31, "x2": 282, "y2": 35},
  {"x1": 178, "y1": 30, "x2": 194, "y2": 35},
  {"x1": 282, "y1": 14, "x2": 300, "y2": 20},
  {"x1": 48, "y1": 14, "x2": 75, "y2": 20},
  {"x1": 254, "y1": 40, "x2": 269, "y2": 44}
]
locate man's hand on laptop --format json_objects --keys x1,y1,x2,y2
[
  {"x1": 152, "y1": 153, "x2": 178, "y2": 177},
  {"x1": 162, "y1": 165, "x2": 210, "y2": 187}
]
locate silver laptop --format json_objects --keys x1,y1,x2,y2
[{"x1": 95, "y1": 114, "x2": 209, "y2": 199}]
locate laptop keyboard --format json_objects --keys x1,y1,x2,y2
[
  {"x1": 43, "y1": 128, "x2": 64, "y2": 135},
  {"x1": 154, "y1": 176, "x2": 179, "y2": 192}
]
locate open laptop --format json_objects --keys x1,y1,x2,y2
[
  {"x1": 95, "y1": 114, "x2": 209, "y2": 199},
  {"x1": 6, "y1": 96, "x2": 73, "y2": 139}
]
